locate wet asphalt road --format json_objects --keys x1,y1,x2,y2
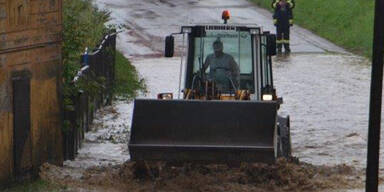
[
  {"x1": 93, "y1": 0, "x2": 376, "y2": 174},
  {"x1": 96, "y1": 0, "x2": 346, "y2": 56}
]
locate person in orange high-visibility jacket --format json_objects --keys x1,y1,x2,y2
[{"x1": 272, "y1": 0, "x2": 294, "y2": 53}]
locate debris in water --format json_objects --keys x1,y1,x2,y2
[{"x1": 346, "y1": 133, "x2": 359, "y2": 138}]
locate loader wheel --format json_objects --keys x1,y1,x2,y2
[{"x1": 277, "y1": 116, "x2": 292, "y2": 158}]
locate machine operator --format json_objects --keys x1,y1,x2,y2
[{"x1": 203, "y1": 38, "x2": 240, "y2": 91}]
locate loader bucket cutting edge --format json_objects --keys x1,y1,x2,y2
[{"x1": 129, "y1": 99, "x2": 278, "y2": 163}]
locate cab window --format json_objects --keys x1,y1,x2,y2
[{"x1": 193, "y1": 30, "x2": 254, "y2": 92}]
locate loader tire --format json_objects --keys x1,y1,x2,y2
[{"x1": 278, "y1": 116, "x2": 292, "y2": 158}]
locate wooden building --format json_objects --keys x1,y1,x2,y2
[{"x1": 0, "y1": 0, "x2": 63, "y2": 185}]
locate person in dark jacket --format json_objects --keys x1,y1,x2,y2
[
  {"x1": 272, "y1": 0, "x2": 295, "y2": 9},
  {"x1": 272, "y1": 0, "x2": 294, "y2": 53}
]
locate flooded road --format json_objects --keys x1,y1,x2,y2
[
  {"x1": 274, "y1": 54, "x2": 370, "y2": 167},
  {"x1": 93, "y1": 0, "x2": 373, "y2": 168},
  {"x1": 65, "y1": 0, "x2": 379, "y2": 190}
]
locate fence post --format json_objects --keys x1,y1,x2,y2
[{"x1": 107, "y1": 33, "x2": 116, "y2": 105}]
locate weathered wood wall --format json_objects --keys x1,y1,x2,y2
[{"x1": 0, "y1": 0, "x2": 63, "y2": 185}]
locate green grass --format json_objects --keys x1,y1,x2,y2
[
  {"x1": 2, "y1": 179, "x2": 63, "y2": 192},
  {"x1": 250, "y1": 0, "x2": 375, "y2": 58},
  {"x1": 114, "y1": 51, "x2": 146, "y2": 99}
]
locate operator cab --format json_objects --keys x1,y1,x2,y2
[{"x1": 165, "y1": 24, "x2": 278, "y2": 101}]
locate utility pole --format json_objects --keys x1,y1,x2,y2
[{"x1": 366, "y1": 0, "x2": 384, "y2": 191}]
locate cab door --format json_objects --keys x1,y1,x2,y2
[{"x1": 260, "y1": 34, "x2": 276, "y2": 100}]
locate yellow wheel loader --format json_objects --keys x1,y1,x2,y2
[{"x1": 129, "y1": 13, "x2": 291, "y2": 163}]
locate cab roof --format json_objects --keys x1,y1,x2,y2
[{"x1": 181, "y1": 24, "x2": 265, "y2": 35}]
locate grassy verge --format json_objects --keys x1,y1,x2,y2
[
  {"x1": 114, "y1": 51, "x2": 145, "y2": 100},
  {"x1": 2, "y1": 179, "x2": 63, "y2": 192},
  {"x1": 250, "y1": 0, "x2": 374, "y2": 57}
]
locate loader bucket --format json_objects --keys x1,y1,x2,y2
[{"x1": 129, "y1": 99, "x2": 278, "y2": 163}]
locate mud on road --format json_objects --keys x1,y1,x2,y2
[{"x1": 40, "y1": 159, "x2": 364, "y2": 192}]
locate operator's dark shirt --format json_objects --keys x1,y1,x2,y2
[{"x1": 203, "y1": 53, "x2": 240, "y2": 90}]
